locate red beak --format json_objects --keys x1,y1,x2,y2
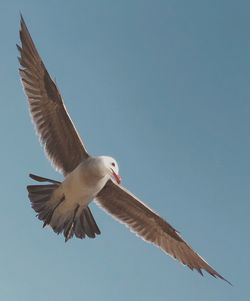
[{"x1": 112, "y1": 171, "x2": 121, "y2": 184}]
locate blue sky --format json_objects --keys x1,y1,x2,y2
[{"x1": 0, "y1": 1, "x2": 249, "y2": 300}]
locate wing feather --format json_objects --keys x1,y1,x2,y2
[
  {"x1": 17, "y1": 15, "x2": 89, "y2": 175},
  {"x1": 96, "y1": 180, "x2": 231, "y2": 285}
]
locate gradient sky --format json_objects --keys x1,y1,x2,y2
[{"x1": 0, "y1": 1, "x2": 249, "y2": 300}]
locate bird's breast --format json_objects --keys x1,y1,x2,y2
[{"x1": 61, "y1": 162, "x2": 109, "y2": 207}]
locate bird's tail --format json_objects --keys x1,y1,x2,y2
[{"x1": 27, "y1": 173, "x2": 101, "y2": 241}]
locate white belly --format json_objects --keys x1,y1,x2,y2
[
  {"x1": 45, "y1": 156, "x2": 113, "y2": 236},
  {"x1": 51, "y1": 162, "x2": 108, "y2": 221}
]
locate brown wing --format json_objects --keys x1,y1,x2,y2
[
  {"x1": 17, "y1": 15, "x2": 89, "y2": 175},
  {"x1": 96, "y1": 180, "x2": 231, "y2": 285}
]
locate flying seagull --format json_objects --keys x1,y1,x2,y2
[{"x1": 17, "y1": 15, "x2": 231, "y2": 285}]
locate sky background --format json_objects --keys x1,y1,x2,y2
[{"x1": 0, "y1": 1, "x2": 249, "y2": 300}]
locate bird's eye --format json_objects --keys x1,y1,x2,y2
[{"x1": 111, "y1": 162, "x2": 115, "y2": 167}]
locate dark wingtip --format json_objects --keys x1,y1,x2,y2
[
  {"x1": 196, "y1": 268, "x2": 203, "y2": 276},
  {"x1": 19, "y1": 14, "x2": 30, "y2": 36},
  {"x1": 208, "y1": 271, "x2": 233, "y2": 286},
  {"x1": 16, "y1": 44, "x2": 21, "y2": 52},
  {"x1": 220, "y1": 276, "x2": 233, "y2": 286},
  {"x1": 20, "y1": 12, "x2": 24, "y2": 24}
]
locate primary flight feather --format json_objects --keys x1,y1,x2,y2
[{"x1": 17, "y1": 15, "x2": 231, "y2": 285}]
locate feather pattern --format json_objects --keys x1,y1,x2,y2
[
  {"x1": 27, "y1": 174, "x2": 100, "y2": 240},
  {"x1": 17, "y1": 15, "x2": 89, "y2": 175},
  {"x1": 18, "y1": 16, "x2": 230, "y2": 284},
  {"x1": 97, "y1": 180, "x2": 231, "y2": 285}
]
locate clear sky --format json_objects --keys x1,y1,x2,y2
[{"x1": 0, "y1": 1, "x2": 249, "y2": 300}]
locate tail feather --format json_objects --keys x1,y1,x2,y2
[
  {"x1": 28, "y1": 185, "x2": 58, "y2": 196},
  {"x1": 82, "y1": 210, "x2": 95, "y2": 238},
  {"x1": 29, "y1": 173, "x2": 61, "y2": 184},
  {"x1": 64, "y1": 204, "x2": 80, "y2": 242},
  {"x1": 42, "y1": 195, "x2": 65, "y2": 228},
  {"x1": 83, "y1": 207, "x2": 101, "y2": 237},
  {"x1": 27, "y1": 173, "x2": 101, "y2": 241},
  {"x1": 28, "y1": 193, "x2": 50, "y2": 203},
  {"x1": 85, "y1": 207, "x2": 101, "y2": 235}
]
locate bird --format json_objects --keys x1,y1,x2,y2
[{"x1": 17, "y1": 15, "x2": 231, "y2": 285}]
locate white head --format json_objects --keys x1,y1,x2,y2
[{"x1": 99, "y1": 156, "x2": 121, "y2": 184}]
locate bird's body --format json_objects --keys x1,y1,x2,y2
[
  {"x1": 61, "y1": 157, "x2": 113, "y2": 209},
  {"x1": 28, "y1": 156, "x2": 118, "y2": 240},
  {"x1": 18, "y1": 15, "x2": 231, "y2": 284}
]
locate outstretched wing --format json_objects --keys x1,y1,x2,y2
[
  {"x1": 96, "y1": 180, "x2": 231, "y2": 284},
  {"x1": 17, "y1": 15, "x2": 89, "y2": 175}
]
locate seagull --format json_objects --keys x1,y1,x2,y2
[{"x1": 17, "y1": 15, "x2": 231, "y2": 285}]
